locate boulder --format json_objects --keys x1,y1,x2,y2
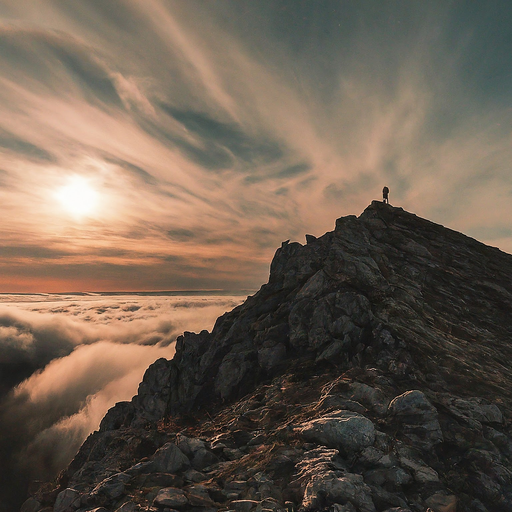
[
  {"x1": 186, "y1": 484, "x2": 215, "y2": 507},
  {"x1": 302, "y1": 471, "x2": 376, "y2": 512},
  {"x1": 151, "y1": 442, "x2": 190, "y2": 473},
  {"x1": 388, "y1": 390, "x2": 443, "y2": 449},
  {"x1": 153, "y1": 487, "x2": 189, "y2": 508},
  {"x1": 90, "y1": 472, "x2": 131, "y2": 501},
  {"x1": 192, "y1": 448, "x2": 219, "y2": 470},
  {"x1": 348, "y1": 382, "x2": 390, "y2": 416},
  {"x1": 175, "y1": 435, "x2": 219, "y2": 470},
  {"x1": 176, "y1": 434, "x2": 207, "y2": 456},
  {"x1": 298, "y1": 410, "x2": 375, "y2": 453},
  {"x1": 54, "y1": 489, "x2": 81, "y2": 512}
]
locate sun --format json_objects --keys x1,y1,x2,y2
[{"x1": 56, "y1": 176, "x2": 99, "y2": 217}]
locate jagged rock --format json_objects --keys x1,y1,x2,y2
[
  {"x1": 388, "y1": 390, "x2": 443, "y2": 449},
  {"x1": 153, "y1": 487, "x2": 188, "y2": 508},
  {"x1": 347, "y1": 382, "x2": 389, "y2": 416},
  {"x1": 298, "y1": 410, "x2": 375, "y2": 454},
  {"x1": 132, "y1": 358, "x2": 174, "y2": 424},
  {"x1": 358, "y1": 446, "x2": 386, "y2": 466},
  {"x1": 368, "y1": 485, "x2": 409, "y2": 510},
  {"x1": 99, "y1": 401, "x2": 134, "y2": 432},
  {"x1": 151, "y1": 442, "x2": 190, "y2": 473},
  {"x1": 176, "y1": 434, "x2": 207, "y2": 456},
  {"x1": 54, "y1": 489, "x2": 81, "y2": 512},
  {"x1": 224, "y1": 480, "x2": 249, "y2": 497},
  {"x1": 301, "y1": 471, "x2": 375, "y2": 512},
  {"x1": 192, "y1": 448, "x2": 219, "y2": 470},
  {"x1": 185, "y1": 484, "x2": 215, "y2": 507},
  {"x1": 317, "y1": 396, "x2": 367, "y2": 414},
  {"x1": 175, "y1": 434, "x2": 219, "y2": 470},
  {"x1": 90, "y1": 472, "x2": 131, "y2": 501},
  {"x1": 444, "y1": 396, "x2": 503, "y2": 428},
  {"x1": 183, "y1": 468, "x2": 207, "y2": 482}
]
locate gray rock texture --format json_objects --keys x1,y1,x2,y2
[
  {"x1": 26, "y1": 203, "x2": 512, "y2": 512},
  {"x1": 388, "y1": 390, "x2": 443, "y2": 449},
  {"x1": 298, "y1": 411, "x2": 375, "y2": 453},
  {"x1": 53, "y1": 489, "x2": 80, "y2": 512},
  {"x1": 151, "y1": 442, "x2": 190, "y2": 473}
]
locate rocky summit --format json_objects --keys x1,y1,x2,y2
[{"x1": 23, "y1": 201, "x2": 512, "y2": 512}]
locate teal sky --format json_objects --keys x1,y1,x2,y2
[{"x1": 0, "y1": 0, "x2": 511, "y2": 291}]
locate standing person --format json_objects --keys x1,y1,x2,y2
[{"x1": 383, "y1": 186, "x2": 389, "y2": 204}]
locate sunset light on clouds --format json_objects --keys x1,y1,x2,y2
[
  {"x1": 0, "y1": 1, "x2": 512, "y2": 292},
  {"x1": 2, "y1": 3, "x2": 512, "y2": 509}
]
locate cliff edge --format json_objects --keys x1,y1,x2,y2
[{"x1": 24, "y1": 202, "x2": 512, "y2": 512}]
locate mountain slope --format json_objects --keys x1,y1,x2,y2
[{"x1": 24, "y1": 202, "x2": 512, "y2": 512}]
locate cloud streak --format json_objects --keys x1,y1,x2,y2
[{"x1": 0, "y1": 0, "x2": 511, "y2": 292}]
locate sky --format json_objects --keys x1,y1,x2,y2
[{"x1": 0, "y1": 0, "x2": 511, "y2": 292}]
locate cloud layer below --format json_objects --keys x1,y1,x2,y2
[{"x1": 0, "y1": 293, "x2": 244, "y2": 510}]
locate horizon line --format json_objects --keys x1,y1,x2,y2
[{"x1": 0, "y1": 289, "x2": 256, "y2": 295}]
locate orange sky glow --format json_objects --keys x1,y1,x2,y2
[{"x1": 1, "y1": 1, "x2": 512, "y2": 291}]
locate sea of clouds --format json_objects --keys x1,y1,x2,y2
[{"x1": 0, "y1": 292, "x2": 246, "y2": 510}]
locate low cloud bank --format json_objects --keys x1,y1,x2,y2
[
  {"x1": 9, "y1": 341, "x2": 171, "y2": 477},
  {"x1": 0, "y1": 294, "x2": 244, "y2": 511},
  {"x1": 0, "y1": 295, "x2": 242, "y2": 390}
]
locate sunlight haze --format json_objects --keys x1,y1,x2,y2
[{"x1": 0, "y1": 1, "x2": 511, "y2": 291}]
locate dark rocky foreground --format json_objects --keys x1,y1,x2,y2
[{"x1": 23, "y1": 202, "x2": 512, "y2": 512}]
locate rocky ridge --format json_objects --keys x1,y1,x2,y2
[{"x1": 23, "y1": 201, "x2": 512, "y2": 512}]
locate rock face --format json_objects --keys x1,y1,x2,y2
[{"x1": 24, "y1": 202, "x2": 512, "y2": 512}]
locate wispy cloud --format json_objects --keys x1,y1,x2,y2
[{"x1": 1, "y1": 1, "x2": 512, "y2": 292}]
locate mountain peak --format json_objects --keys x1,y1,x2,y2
[{"x1": 27, "y1": 205, "x2": 512, "y2": 512}]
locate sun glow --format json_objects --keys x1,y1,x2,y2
[{"x1": 56, "y1": 177, "x2": 99, "y2": 217}]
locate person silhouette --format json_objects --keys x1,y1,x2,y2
[{"x1": 383, "y1": 186, "x2": 389, "y2": 204}]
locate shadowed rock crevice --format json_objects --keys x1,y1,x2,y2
[{"x1": 24, "y1": 202, "x2": 512, "y2": 512}]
